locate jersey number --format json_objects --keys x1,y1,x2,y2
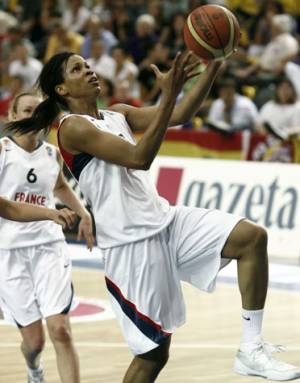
[{"x1": 27, "y1": 168, "x2": 37, "y2": 183}]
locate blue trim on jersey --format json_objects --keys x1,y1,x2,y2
[
  {"x1": 105, "y1": 276, "x2": 171, "y2": 345},
  {"x1": 72, "y1": 152, "x2": 93, "y2": 180}
]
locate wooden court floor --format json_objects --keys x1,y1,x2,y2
[{"x1": 0, "y1": 267, "x2": 299, "y2": 382}]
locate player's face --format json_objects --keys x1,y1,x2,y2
[
  {"x1": 11, "y1": 95, "x2": 41, "y2": 121},
  {"x1": 277, "y1": 81, "x2": 294, "y2": 104},
  {"x1": 61, "y1": 55, "x2": 101, "y2": 99}
]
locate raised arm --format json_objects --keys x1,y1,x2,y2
[
  {"x1": 111, "y1": 59, "x2": 223, "y2": 132},
  {"x1": 60, "y1": 52, "x2": 194, "y2": 170}
]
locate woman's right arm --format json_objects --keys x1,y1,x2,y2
[
  {"x1": 60, "y1": 52, "x2": 194, "y2": 170},
  {"x1": 0, "y1": 197, "x2": 76, "y2": 228}
]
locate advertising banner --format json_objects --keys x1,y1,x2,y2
[{"x1": 150, "y1": 157, "x2": 300, "y2": 262}]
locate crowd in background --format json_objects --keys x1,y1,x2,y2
[{"x1": 0, "y1": 0, "x2": 300, "y2": 154}]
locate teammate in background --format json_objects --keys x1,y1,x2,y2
[
  {"x1": 0, "y1": 92, "x2": 94, "y2": 383},
  {"x1": 8, "y1": 52, "x2": 300, "y2": 382},
  {"x1": 0, "y1": 197, "x2": 76, "y2": 324},
  {"x1": 0, "y1": 196, "x2": 76, "y2": 227}
]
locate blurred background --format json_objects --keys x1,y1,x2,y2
[
  {"x1": 1, "y1": 1, "x2": 300, "y2": 159},
  {"x1": 1, "y1": 0, "x2": 300, "y2": 257}
]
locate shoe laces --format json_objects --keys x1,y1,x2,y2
[
  {"x1": 263, "y1": 341, "x2": 286, "y2": 354},
  {"x1": 249, "y1": 339, "x2": 285, "y2": 361},
  {"x1": 249, "y1": 339, "x2": 288, "y2": 367}
]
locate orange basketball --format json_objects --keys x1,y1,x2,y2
[{"x1": 183, "y1": 5, "x2": 240, "y2": 60}]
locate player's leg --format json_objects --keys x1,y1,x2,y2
[
  {"x1": 123, "y1": 337, "x2": 171, "y2": 383},
  {"x1": 221, "y1": 220, "x2": 268, "y2": 322},
  {"x1": 222, "y1": 220, "x2": 300, "y2": 380},
  {"x1": 174, "y1": 206, "x2": 300, "y2": 381},
  {"x1": 0, "y1": 247, "x2": 46, "y2": 382},
  {"x1": 19, "y1": 320, "x2": 45, "y2": 382},
  {"x1": 34, "y1": 241, "x2": 79, "y2": 383},
  {"x1": 46, "y1": 314, "x2": 80, "y2": 383},
  {"x1": 104, "y1": 235, "x2": 184, "y2": 382}
]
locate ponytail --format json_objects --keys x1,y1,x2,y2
[
  {"x1": 5, "y1": 51, "x2": 75, "y2": 135},
  {"x1": 5, "y1": 96, "x2": 61, "y2": 135}
]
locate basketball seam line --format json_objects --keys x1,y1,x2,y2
[
  {"x1": 202, "y1": 7, "x2": 226, "y2": 58},
  {"x1": 187, "y1": 14, "x2": 223, "y2": 57},
  {"x1": 222, "y1": 8, "x2": 235, "y2": 57}
]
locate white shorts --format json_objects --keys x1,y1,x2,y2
[
  {"x1": 103, "y1": 206, "x2": 243, "y2": 355},
  {"x1": 0, "y1": 241, "x2": 73, "y2": 327}
]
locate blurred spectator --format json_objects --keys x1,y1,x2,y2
[
  {"x1": 146, "y1": 0, "x2": 166, "y2": 35},
  {"x1": 110, "y1": 4, "x2": 134, "y2": 44},
  {"x1": 259, "y1": 14, "x2": 298, "y2": 71},
  {"x1": 1, "y1": 26, "x2": 35, "y2": 79},
  {"x1": 44, "y1": 18, "x2": 84, "y2": 62},
  {"x1": 138, "y1": 42, "x2": 170, "y2": 104},
  {"x1": 284, "y1": 61, "x2": 300, "y2": 99},
  {"x1": 8, "y1": 43, "x2": 42, "y2": 90},
  {"x1": 86, "y1": 39, "x2": 116, "y2": 81},
  {"x1": 97, "y1": 77, "x2": 114, "y2": 109},
  {"x1": 111, "y1": 44, "x2": 139, "y2": 95},
  {"x1": 236, "y1": 14, "x2": 299, "y2": 78},
  {"x1": 0, "y1": 76, "x2": 24, "y2": 120},
  {"x1": 0, "y1": 10, "x2": 17, "y2": 34},
  {"x1": 81, "y1": 14, "x2": 118, "y2": 58},
  {"x1": 109, "y1": 80, "x2": 143, "y2": 107},
  {"x1": 249, "y1": 1, "x2": 284, "y2": 57},
  {"x1": 160, "y1": 12, "x2": 186, "y2": 58},
  {"x1": 279, "y1": 0, "x2": 300, "y2": 17},
  {"x1": 207, "y1": 78, "x2": 258, "y2": 133},
  {"x1": 92, "y1": 1, "x2": 112, "y2": 24},
  {"x1": 226, "y1": 0, "x2": 265, "y2": 47},
  {"x1": 162, "y1": 0, "x2": 188, "y2": 21},
  {"x1": 39, "y1": 0, "x2": 63, "y2": 31},
  {"x1": 126, "y1": 14, "x2": 158, "y2": 64},
  {"x1": 18, "y1": 0, "x2": 41, "y2": 24},
  {"x1": 19, "y1": 0, "x2": 62, "y2": 60},
  {"x1": 62, "y1": 0, "x2": 91, "y2": 34},
  {"x1": 21, "y1": 12, "x2": 48, "y2": 60},
  {"x1": 256, "y1": 78, "x2": 300, "y2": 140}
]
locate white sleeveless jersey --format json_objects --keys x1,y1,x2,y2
[
  {"x1": 0, "y1": 137, "x2": 64, "y2": 249},
  {"x1": 58, "y1": 110, "x2": 175, "y2": 249}
]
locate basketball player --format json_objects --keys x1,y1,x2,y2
[
  {"x1": 0, "y1": 198, "x2": 76, "y2": 324},
  {"x1": 0, "y1": 92, "x2": 94, "y2": 383},
  {"x1": 7, "y1": 52, "x2": 300, "y2": 382},
  {"x1": 0, "y1": 196, "x2": 76, "y2": 227}
]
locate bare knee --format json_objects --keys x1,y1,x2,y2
[
  {"x1": 250, "y1": 225, "x2": 268, "y2": 254},
  {"x1": 236, "y1": 224, "x2": 268, "y2": 262},
  {"x1": 48, "y1": 323, "x2": 72, "y2": 345},
  {"x1": 222, "y1": 220, "x2": 268, "y2": 260},
  {"x1": 22, "y1": 336, "x2": 45, "y2": 358}
]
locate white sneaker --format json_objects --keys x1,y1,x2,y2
[
  {"x1": 27, "y1": 366, "x2": 45, "y2": 383},
  {"x1": 234, "y1": 336, "x2": 300, "y2": 381}
]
